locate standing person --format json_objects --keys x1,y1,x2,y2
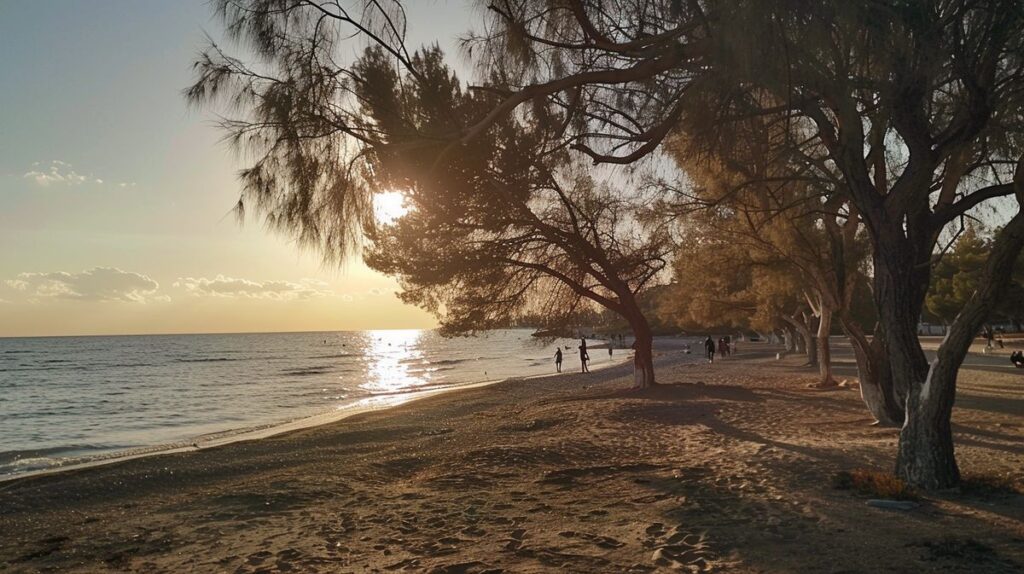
[
  {"x1": 554, "y1": 348, "x2": 563, "y2": 373},
  {"x1": 704, "y1": 336, "x2": 716, "y2": 363},
  {"x1": 579, "y1": 340, "x2": 590, "y2": 372}
]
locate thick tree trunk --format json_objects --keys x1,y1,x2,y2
[
  {"x1": 815, "y1": 307, "x2": 836, "y2": 386},
  {"x1": 842, "y1": 318, "x2": 904, "y2": 426},
  {"x1": 895, "y1": 209, "x2": 1024, "y2": 489}
]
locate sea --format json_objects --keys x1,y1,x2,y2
[{"x1": 0, "y1": 329, "x2": 620, "y2": 478}]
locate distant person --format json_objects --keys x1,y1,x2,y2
[
  {"x1": 608, "y1": 345, "x2": 613, "y2": 358},
  {"x1": 718, "y1": 337, "x2": 728, "y2": 358},
  {"x1": 983, "y1": 325, "x2": 995, "y2": 349},
  {"x1": 1011, "y1": 351, "x2": 1024, "y2": 368},
  {"x1": 554, "y1": 348, "x2": 563, "y2": 373},
  {"x1": 579, "y1": 342, "x2": 590, "y2": 373},
  {"x1": 704, "y1": 336, "x2": 716, "y2": 363}
]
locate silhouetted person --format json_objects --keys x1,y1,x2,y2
[
  {"x1": 554, "y1": 348, "x2": 563, "y2": 373},
  {"x1": 1011, "y1": 351, "x2": 1024, "y2": 368},
  {"x1": 718, "y1": 337, "x2": 729, "y2": 358},
  {"x1": 704, "y1": 336, "x2": 716, "y2": 363},
  {"x1": 579, "y1": 342, "x2": 590, "y2": 372}
]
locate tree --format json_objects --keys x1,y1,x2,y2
[
  {"x1": 188, "y1": 5, "x2": 672, "y2": 387},
  {"x1": 927, "y1": 226, "x2": 989, "y2": 325},
  {"x1": 660, "y1": 97, "x2": 911, "y2": 423},
  {"x1": 929, "y1": 225, "x2": 1024, "y2": 332},
  {"x1": 358, "y1": 47, "x2": 672, "y2": 387}
]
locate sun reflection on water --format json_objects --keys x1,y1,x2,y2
[{"x1": 361, "y1": 329, "x2": 428, "y2": 394}]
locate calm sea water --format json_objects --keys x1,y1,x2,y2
[{"x1": 0, "y1": 329, "x2": 618, "y2": 478}]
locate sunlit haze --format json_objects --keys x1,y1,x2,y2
[{"x1": 0, "y1": 1, "x2": 474, "y2": 337}]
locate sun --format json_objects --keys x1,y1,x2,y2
[{"x1": 373, "y1": 191, "x2": 409, "y2": 225}]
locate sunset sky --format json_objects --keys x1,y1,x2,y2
[{"x1": 0, "y1": 0, "x2": 476, "y2": 337}]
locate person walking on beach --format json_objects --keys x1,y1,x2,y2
[
  {"x1": 579, "y1": 341, "x2": 590, "y2": 373},
  {"x1": 704, "y1": 336, "x2": 716, "y2": 363},
  {"x1": 554, "y1": 348, "x2": 563, "y2": 373}
]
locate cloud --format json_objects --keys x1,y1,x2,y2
[
  {"x1": 22, "y1": 160, "x2": 135, "y2": 188},
  {"x1": 6, "y1": 267, "x2": 164, "y2": 303},
  {"x1": 173, "y1": 275, "x2": 333, "y2": 300},
  {"x1": 23, "y1": 161, "x2": 88, "y2": 186}
]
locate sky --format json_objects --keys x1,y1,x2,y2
[{"x1": 0, "y1": 0, "x2": 478, "y2": 337}]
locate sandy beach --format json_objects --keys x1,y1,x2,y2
[{"x1": 2, "y1": 341, "x2": 1023, "y2": 573}]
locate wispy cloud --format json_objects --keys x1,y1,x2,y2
[
  {"x1": 173, "y1": 275, "x2": 333, "y2": 300},
  {"x1": 6, "y1": 267, "x2": 165, "y2": 303},
  {"x1": 22, "y1": 160, "x2": 136, "y2": 188}
]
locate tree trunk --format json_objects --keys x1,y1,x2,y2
[
  {"x1": 623, "y1": 303, "x2": 656, "y2": 388},
  {"x1": 895, "y1": 209, "x2": 1024, "y2": 489},
  {"x1": 842, "y1": 318, "x2": 904, "y2": 426},
  {"x1": 802, "y1": 323, "x2": 818, "y2": 367},
  {"x1": 816, "y1": 307, "x2": 836, "y2": 386},
  {"x1": 783, "y1": 315, "x2": 816, "y2": 366},
  {"x1": 782, "y1": 325, "x2": 796, "y2": 355},
  {"x1": 632, "y1": 331, "x2": 656, "y2": 388}
]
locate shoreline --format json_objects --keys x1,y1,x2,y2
[{"x1": 0, "y1": 349, "x2": 636, "y2": 485}]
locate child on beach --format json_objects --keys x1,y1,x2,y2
[
  {"x1": 555, "y1": 348, "x2": 563, "y2": 372},
  {"x1": 579, "y1": 342, "x2": 590, "y2": 373}
]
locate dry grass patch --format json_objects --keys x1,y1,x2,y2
[{"x1": 832, "y1": 469, "x2": 919, "y2": 500}]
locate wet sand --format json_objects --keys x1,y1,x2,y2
[{"x1": 1, "y1": 341, "x2": 1023, "y2": 573}]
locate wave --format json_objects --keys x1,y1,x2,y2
[
  {"x1": 282, "y1": 365, "x2": 332, "y2": 376},
  {"x1": 309, "y1": 353, "x2": 360, "y2": 359},
  {"x1": 0, "y1": 444, "x2": 116, "y2": 468},
  {"x1": 428, "y1": 358, "x2": 469, "y2": 366},
  {"x1": 178, "y1": 357, "x2": 241, "y2": 363}
]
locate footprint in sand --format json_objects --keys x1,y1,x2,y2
[
  {"x1": 502, "y1": 528, "x2": 527, "y2": 551},
  {"x1": 646, "y1": 525, "x2": 716, "y2": 571},
  {"x1": 558, "y1": 530, "x2": 626, "y2": 549}
]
